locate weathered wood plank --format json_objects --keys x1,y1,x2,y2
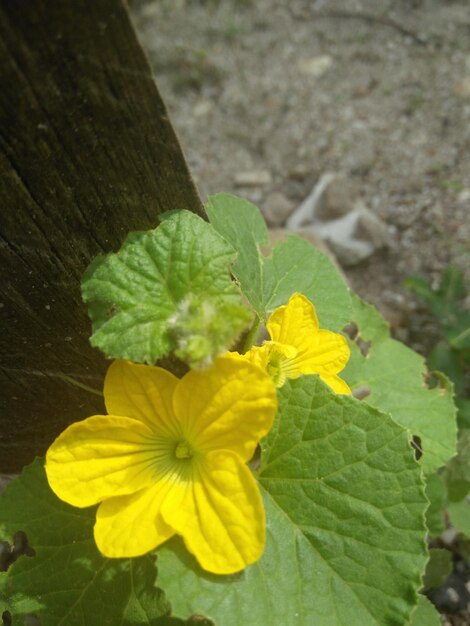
[{"x1": 0, "y1": 0, "x2": 204, "y2": 471}]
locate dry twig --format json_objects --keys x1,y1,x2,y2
[{"x1": 288, "y1": 7, "x2": 428, "y2": 46}]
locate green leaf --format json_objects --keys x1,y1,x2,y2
[
  {"x1": 408, "y1": 595, "x2": 441, "y2": 626},
  {"x1": 422, "y1": 548, "x2": 453, "y2": 590},
  {"x1": 81, "y1": 210, "x2": 250, "y2": 367},
  {"x1": 406, "y1": 267, "x2": 467, "y2": 309},
  {"x1": 205, "y1": 193, "x2": 268, "y2": 314},
  {"x1": 0, "y1": 459, "x2": 171, "y2": 625},
  {"x1": 444, "y1": 430, "x2": 470, "y2": 501},
  {"x1": 445, "y1": 310, "x2": 470, "y2": 349},
  {"x1": 158, "y1": 376, "x2": 428, "y2": 626},
  {"x1": 439, "y1": 266, "x2": 467, "y2": 302},
  {"x1": 447, "y1": 497, "x2": 470, "y2": 536},
  {"x1": 427, "y1": 341, "x2": 465, "y2": 394},
  {"x1": 343, "y1": 294, "x2": 457, "y2": 474},
  {"x1": 424, "y1": 473, "x2": 447, "y2": 536},
  {"x1": 205, "y1": 193, "x2": 351, "y2": 330},
  {"x1": 456, "y1": 397, "x2": 470, "y2": 429},
  {"x1": 403, "y1": 276, "x2": 435, "y2": 304},
  {"x1": 405, "y1": 268, "x2": 469, "y2": 348}
]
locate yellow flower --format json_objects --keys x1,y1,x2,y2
[
  {"x1": 242, "y1": 293, "x2": 351, "y2": 393},
  {"x1": 45, "y1": 356, "x2": 277, "y2": 574}
]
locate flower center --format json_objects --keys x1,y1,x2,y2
[
  {"x1": 174, "y1": 440, "x2": 193, "y2": 460},
  {"x1": 266, "y1": 344, "x2": 298, "y2": 387}
]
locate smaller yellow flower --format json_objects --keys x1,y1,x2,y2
[
  {"x1": 241, "y1": 293, "x2": 351, "y2": 393},
  {"x1": 45, "y1": 356, "x2": 277, "y2": 575}
]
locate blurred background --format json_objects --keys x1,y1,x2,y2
[{"x1": 130, "y1": 0, "x2": 470, "y2": 358}]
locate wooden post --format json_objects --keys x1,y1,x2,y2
[{"x1": 0, "y1": 0, "x2": 204, "y2": 471}]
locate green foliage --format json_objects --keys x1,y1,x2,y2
[
  {"x1": 444, "y1": 430, "x2": 470, "y2": 502},
  {"x1": 447, "y1": 498, "x2": 470, "y2": 536},
  {"x1": 456, "y1": 397, "x2": 470, "y2": 429},
  {"x1": 343, "y1": 294, "x2": 457, "y2": 474},
  {"x1": 423, "y1": 432, "x2": 470, "y2": 539},
  {"x1": 440, "y1": 179, "x2": 465, "y2": 193},
  {"x1": 81, "y1": 210, "x2": 250, "y2": 367},
  {"x1": 405, "y1": 266, "x2": 470, "y2": 428},
  {"x1": 405, "y1": 267, "x2": 470, "y2": 544},
  {"x1": 158, "y1": 376, "x2": 428, "y2": 626},
  {"x1": 205, "y1": 193, "x2": 351, "y2": 330},
  {"x1": 424, "y1": 473, "x2": 447, "y2": 537},
  {"x1": 422, "y1": 549, "x2": 453, "y2": 590},
  {"x1": 3, "y1": 196, "x2": 461, "y2": 624},
  {"x1": 0, "y1": 460, "x2": 172, "y2": 626},
  {"x1": 405, "y1": 266, "x2": 470, "y2": 347},
  {"x1": 408, "y1": 595, "x2": 441, "y2": 626},
  {"x1": 1, "y1": 378, "x2": 430, "y2": 626},
  {"x1": 442, "y1": 431, "x2": 470, "y2": 536}
]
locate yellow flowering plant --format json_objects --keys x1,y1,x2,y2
[
  {"x1": 235, "y1": 292, "x2": 350, "y2": 392},
  {"x1": 43, "y1": 292, "x2": 348, "y2": 576},
  {"x1": 0, "y1": 194, "x2": 456, "y2": 626},
  {"x1": 45, "y1": 356, "x2": 277, "y2": 575}
]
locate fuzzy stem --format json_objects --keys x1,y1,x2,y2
[{"x1": 242, "y1": 315, "x2": 262, "y2": 353}]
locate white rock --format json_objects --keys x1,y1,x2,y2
[
  {"x1": 354, "y1": 201, "x2": 390, "y2": 247},
  {"x1": 314, "y1": 211, "x2": 375, "y2": 266},
  {"x1": 441, "y1": 527, "x2": 458, "y2": 545},
  {"x1": 193, "y1": 100, "x2": 213, "y2": 117},
  {"x1": 297, "y1": 55, "x2": 333, "y2": 78},
  {"x1": 287, "y1": 173, "x2": 337, "y2": 228},
  {"x1": 286, "y1": 173, "x2": 355, "y2": 226},
  {"x1": 287, "y1": 174, "x2": 389, "y2": 266},
  {"x1": 316, "y1": 176, "x2": 356, "y2": 220},
  {"x1": 234, "y1": 170, "x2": 272, "y2": 187}
]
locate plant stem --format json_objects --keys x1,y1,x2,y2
[
  {"x1": 55, "y1": 373, "x2": 103, "y2": 397},
  {"x1": 242, "y1": 315, "x2": 261, "y2": 353}
]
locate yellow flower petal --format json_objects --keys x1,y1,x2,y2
[
  {"x1": 46, "y1": 356, "x2": 277, "y2": 573},
  {"x1": 45, "y1": 415, "x2": 158, "y2": 507},
  {"x1": 267, "y1": 293, "x2": 319, "y2": 349},
  {"x1": 255, "y1": 293, "x2": 351, "y2": 392},
  {"x1": 320, "y1": 373, "x2": 351, "y2": 395},
  {"x1": 294, "y1": 329, "x2": 350, "y2": 376},
  {"x1": 94, "y1": 482, "x2": 175, "y2": 557},
  {"x1": 231, "y1": 345, "x2": 269, "y2": 370},
  {"x1": 104, "y1": 360, "x2": 180, "y2": 436},
  {"x1": 173, "y1": 356, "x2": 277, "y2": 462},
  {"x1": 162, "y1": 450, "x2": 265, "y2": 574}
]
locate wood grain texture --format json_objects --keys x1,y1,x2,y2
[{"x1": 0, "y1": 0, "x2": 204, "y2": 471}]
